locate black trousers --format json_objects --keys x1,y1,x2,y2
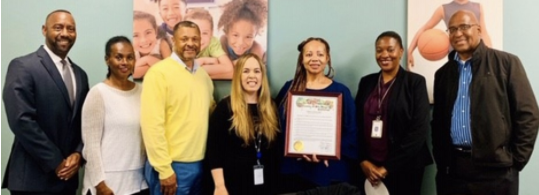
[
  {"x1": 358, "y1": 163, "x2": 425, "y2": 195},
  {"x1": 11, "y1": 189, "x2": 76, "y2": 195},
  {"x1": 436, "y1": 150, "x2": 519, "y2": 195},
  {"x1": 276, "y1": 174, "x2": 319, "y2": 194},
  {"x1": 84, "y1": 189, "x2": 150, "y2": 195}
]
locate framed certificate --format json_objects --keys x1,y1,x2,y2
[{"x1": 284, "y1": 91, "x2": 342, "y2": 160}]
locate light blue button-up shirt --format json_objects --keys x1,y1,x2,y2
[
  {"x1": 450, "y1": 53, "x2": 473, "y2": 147},
  {"x1": 171, "y1": 52, "x2": 200, "y2": 74}
]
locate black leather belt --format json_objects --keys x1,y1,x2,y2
[{"x1": 453, "y1": 147, "x2": 472, "y2": 156}]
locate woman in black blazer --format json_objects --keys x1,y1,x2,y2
[{"x1": 355, "y1": 31, "x2": 433, "y2": 195}]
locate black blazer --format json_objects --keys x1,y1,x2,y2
[
  {"x1": 355, "y1": 67, "x2": 432, "y2": 174},
  {"x1": 2, "y1": 46, "x2": 89, "y2": 192}
]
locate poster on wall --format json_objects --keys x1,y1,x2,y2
[
  {"x1": 407, "y1": 0, "x2": 503, "y2": 103},
  {"x1": 133, "y1": 0, "x2": 268, "y2": 80}
]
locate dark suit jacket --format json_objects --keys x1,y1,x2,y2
[
  {"x1": 355, "y1": 67, "x2": 433, "y2": 174},
  {"x1": 2, "y1": 46, "x2": 89, "y2": 192}
]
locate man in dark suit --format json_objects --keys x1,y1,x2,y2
[{"x1": 2, "y1": 9, "x2": 89, "y2": 195}]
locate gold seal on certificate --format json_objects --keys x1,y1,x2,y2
[
  {"x1": 293, "y1": 141, "x2": 304, "y2": 152},
  {"x1": 284, "y1": 91, "x2": 342, "y2": 160}
]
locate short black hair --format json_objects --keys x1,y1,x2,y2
[
  {"x1": 105, "y1": 36, "x2": 132, "y2": 77},
  {"x1": 375, "y1": 31, "x2": 403, "y2": 49},
  {"x1": 173, "y1": 20, "x2": 200, "y2": 35},
  {"x1": 45, "y1": 9, "x2": 72, "y2": 24}
]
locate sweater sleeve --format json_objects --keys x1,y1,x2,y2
[
  {"x1": 140, "y1": 69, "x2": 174, "y2": 179},
  {"x1": 340, "y1": 85, "x2": 359, "y2": 160},
  {"x1": 81, "y1": 86, "x2": 106, "y2": 187},
  {"x1": 206, "y1": 99, "x2": 232, "y2": 169}
]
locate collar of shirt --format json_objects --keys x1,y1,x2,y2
[
  {"x1": 43, "y1": 44, "x2": 77, "y2": 98},
  {"x1": 171, "y1": 52, "x2": 200, "y2": 74},
  {"x1": 43, "y1": 44, "x2": 72, "y2": 70},
  {"x1": 454, "y1": 52, "x2": 472, "y2": 70}
]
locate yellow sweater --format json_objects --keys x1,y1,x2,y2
[{"x1": 141, "y1": 57, "x2": 214, "y2": 179}]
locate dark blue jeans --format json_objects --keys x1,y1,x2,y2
[{"x1": 144, "y1": 160, "x2": 202, "y2": 195}]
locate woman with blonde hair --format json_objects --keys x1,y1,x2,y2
[{"x1": 205, "y1": 53, "x2": 280, "y2": 195}]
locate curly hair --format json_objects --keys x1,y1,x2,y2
[{"x1": 218, "y1": 0, "x2": 267, "y2": 34}]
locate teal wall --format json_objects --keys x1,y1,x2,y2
[{"x1": 2, "y1": 0, "x2": 538, "y2": 194}]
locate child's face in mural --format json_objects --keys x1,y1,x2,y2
[
  {"x1": 226, "y1": 19, "x2": 257, "y2": 56},
  {"x1": 133, "y1": 19, "x2": 157, "y2": 56},
  {"x1": 159, "y1": 0, "x2": 183, "y2": 30},
  {"x1": 190, "y1": 19, "x2": 212, "y2": 50}
]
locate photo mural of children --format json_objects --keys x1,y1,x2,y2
[
  {"x1": 407, "y1": 0, "x2": 493, "y2": 70},
  {"x1": 218, "y1": 0, "x2": 267, "y2": 65},
  {"x1": 133, "y1": 10, "x2": 172, "y2": 79},
  {"x1": 185, "y1": 8, "x2": 234, "y2": 80},
  {"x1": 406, "y1": 0, "x2": 502, "y2": 103},
  {"x1": 157, "y1": 0, "x2": 186, "y2": 46},
  {"x1": 133, "y1": 0, "x2": 268, "y2": 79}
]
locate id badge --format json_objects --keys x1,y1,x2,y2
[
  {"x1": 371, "y1": 120, "x2": 383, "y2": 138},
  {"x1": 253, "y1": 165, "x2": 264, "y2": 185}
]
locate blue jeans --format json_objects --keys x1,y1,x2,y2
[{"x1": 144, "y1": 160, "x2": 202, "y2": 195}]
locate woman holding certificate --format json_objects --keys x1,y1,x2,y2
[
  {"x1": 355, "y1": 31, "x2": 433, "y2": 195},
  {"x1": 205, "y1": 53, "x2": 280, "y2": 195},
  {"x1": 276, "y1": 37, "x2": 358, "y2": 192}
]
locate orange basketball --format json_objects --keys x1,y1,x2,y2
[{"x1": 418, "y1": 29, "x2": 450, "y2": 61}]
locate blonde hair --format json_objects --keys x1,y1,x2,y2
[{"x1": 230, "y1": 53, "x2": 279, "y2": 146}]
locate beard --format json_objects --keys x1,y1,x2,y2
[
  {"x1": 48, "y1": 36, "x2": 75, "y2": 57},
  {"x1": 176, "y1": 45, "x2": 199, "y2": 61}
]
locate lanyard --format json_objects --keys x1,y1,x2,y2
[
  {"x1": 254, "y1": 132, "x2": 262, "y2": 165},
  {"x1": 377, "y1": 74, "x2": 396, "y2": 119}
]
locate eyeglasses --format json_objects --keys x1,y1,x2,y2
[{"x1": 446, "y1": 24, "x2": 478, "y2": 34}]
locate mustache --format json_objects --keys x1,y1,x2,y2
[
  {"x1": 183, "y1": 45, "x2": 198, "y2": 50},
  {"x1": 56, "y1": 37, "x2": 73, "y2": 43},
  {"x1": 56, "y1": 34, "x2": 73, "y2": 40}
]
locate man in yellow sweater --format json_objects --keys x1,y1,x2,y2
[{"x1": 141, "y1": 20, "x2": 215, "y2": 195}]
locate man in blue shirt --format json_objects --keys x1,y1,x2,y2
[{"x1": 432, "y1": 10, "x2": 539, "y2": 195}]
